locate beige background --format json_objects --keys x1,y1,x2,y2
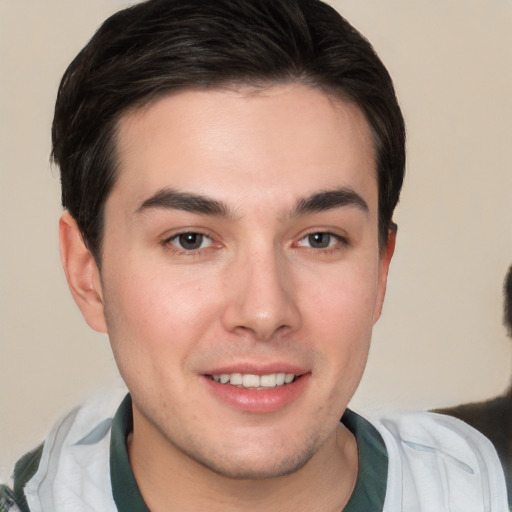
[{"x1": 1, "y1": 0, "x2": 511, "y2": 482}]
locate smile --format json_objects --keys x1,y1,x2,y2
[{"x1": 209, "y1": 373, "x2": 297, "y2": 389}]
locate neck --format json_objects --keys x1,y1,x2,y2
[{"x1": 127, "y1": 413, "x2": 358, "y2": 512}]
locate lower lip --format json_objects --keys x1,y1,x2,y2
[{"x1": 202, "y1": 374, "x2": 310, "y2": 413}]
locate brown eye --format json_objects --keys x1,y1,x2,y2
[
  {"x1": 168, "y1": 232, "x2": 212, "y2": 251},
  {"x1": 307, "y1": 233, "x2": 333, "y2": 249},
  {"x1": 179, "y1": 233, "x2": 203, "y2": 250},
  {"x1": 295, "y1": 231, "x2": 347, "y2": 252}
]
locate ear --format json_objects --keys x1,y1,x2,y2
[
  {"x1": 59, "y1": 211, "x2": 107, "y2": 333},
  {"x1": 372, "y1": 225, "x2": 397, "y2": 324}
]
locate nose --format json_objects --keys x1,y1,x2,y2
[{"x1": 221, "y1": 248, "x2": 302, "y2": 341}]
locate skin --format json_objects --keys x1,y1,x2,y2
[{"x1": 60, "y1": 84, "x2": 395, "y2": 511}]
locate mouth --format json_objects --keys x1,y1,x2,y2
[
  {"x1": 203, "y1": 369, "x2": 309, "y2": 412},
  {"x1": 207, "y1": 372, "x2": 298, "y2": 389}
]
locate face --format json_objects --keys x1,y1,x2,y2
[{"x1": 68, "y1": 85, "x2": 393, "y2": 479}]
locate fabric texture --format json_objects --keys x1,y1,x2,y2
[{"x1": 373, "y1": 411, "x2": 509, "y2": 511}]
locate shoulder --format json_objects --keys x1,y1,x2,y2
[
  {"x1": 373, "y1": 409, "x2": 503, "y2": 454},
  {"x1": 367, "y1": 411, "x2": 509, "y2": 512},
  {"x1": 434, "y1": 392, "x2": 512, "y2": 460},
  {"x1": 1, "y1": 386, "x2": 127, "y2": 512}
]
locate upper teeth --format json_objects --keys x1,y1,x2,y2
[{"x1": 211, "y1": 373, "x2": 296, "y2": 388}]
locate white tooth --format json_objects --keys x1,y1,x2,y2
[
  {"x1": 230, "y1": 373, "x2": 243, "y2": 385},
  {"x1": 276, "y1": 373, "x2": 286, "y2": 386},
  {"x1": 242, "y1": 374, "x2": 260, "y2": 388},
  {"x1": 260, "y1": 374, "x2": 277, "y2": 387},
  {"x1": 215, "y1": 372, "x2": 293, "y2": 387}
]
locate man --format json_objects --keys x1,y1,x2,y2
[
  {"x1": 0, "y1": 0, "x2": 507, "y2": 510},
  {"x1": 437, "y1": 265, "x2": 512, "y2": 500}
]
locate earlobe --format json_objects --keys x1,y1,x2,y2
[
  {"x1": 372, "y1": 225, "x2": 397, "y2": 324},
  {"x1": 59, "y1": 211, "x2": 108, "y2": 333}
]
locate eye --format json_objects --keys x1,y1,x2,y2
[
  {"x1": 167, "y1": 232, "x2": 213, "y2": 251},
  {"x1": 296, "y1": 232, "x2": 344, "y2": 250}
]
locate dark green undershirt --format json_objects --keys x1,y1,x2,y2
[{"x1": 110, "y1": 394, "x2": 388, "y2": 511}]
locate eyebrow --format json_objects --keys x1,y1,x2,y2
[
  {"x1": 136, "y1": 186, "x2": 368, "y2": 219},
  {"x1": 294, "y1": 187, "x2": 369, "y2": 216},
  {"x1": 137, "y1": 188, "x2": 233, "y2": 217}
]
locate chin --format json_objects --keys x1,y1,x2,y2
[{"x1": 185, "y1": 440, "x2": 318, "y2": 480}]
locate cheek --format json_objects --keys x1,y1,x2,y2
[
  {"x1": 102, "y1": 263, "x2": 222, "y2": 362},
  {"x1": 301, "y1": 263, "x2": 378, "y2": 376},
  {"x1": 304, "y1": 265, "x2": 378, "y2": 334}
]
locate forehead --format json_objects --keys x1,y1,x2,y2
[{"x1": 112, "y1": 85, "x2": 377, "y2": 214}]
